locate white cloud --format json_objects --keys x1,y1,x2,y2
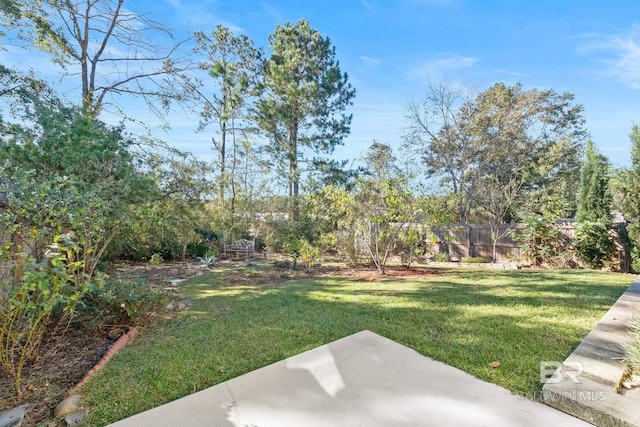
[
  {"x1": 261, "y1": 2, "x2": 285, "y2": 23},
  {"x1": 163, "y1": 0, "x2": 219, "y2": 31},
  {"x1": 410, "y1": 53, "x2": 480, "y2": 81},
  {"x1": 359, "y1": 56, "x2": 382, "y2": 72},
  {"x1": 218, "y1": 21, "x2": 245, "y2": 34},
  {"x1": 401, "y1": 0, "x2": 456, "y2": 6},
  {"x1": 360, "y1": 56, "x2": 381, "y2": 65},
  {"x1": 577, "y1": 24, "x2": 640, "y2": 89}
]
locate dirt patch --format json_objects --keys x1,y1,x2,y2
[
  {"x1": 108, "y1": 261, "x2": 213, "y2": 287},
  {"x1": 217, "y1": 262, "x2": 448, "y2": 286},
  {"x1": 0, "y1": 321, "x2": 113, "y2": 426}
]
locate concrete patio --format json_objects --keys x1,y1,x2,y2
[{"x1": 108, "y1": 330, "x2": 590, "y2": 427}]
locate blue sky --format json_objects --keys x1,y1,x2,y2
[
  {"x1": 149, "y1": 0, "x2": 640, "y2": 168},
  {"x1": 3, "y1": 0, "x2": 640, "y2": 167}
]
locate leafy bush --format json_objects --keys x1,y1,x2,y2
[
  {"x1": 0, "y1": 234, "x2": 102, "y2": 397},
  {"x1": 462, "y1": 256, "x2": 492, "y2": 263},
  {"x1": 298, "y1": 238, "x2": 320, "y2": 270},
  {"x1": 187, "y1": 241, "x2": 210, "y2": 257},
  {"x1": 432, "y1": 252, "x2": 451, "y2": 262},
  {"x1": 116, "y1": 240, "x2": 157, "y2": 261},
  {"x1": 149, "y1": 253, "x2": 163, "y2": 265},
  {"x1": 159, "y1": 239, "x2": 182, "y2": 261},
  {"x1": 574, "y1": 221, "x2": 614, "y2": 269},
  {"x1": 510, "y1": 215, "x2": 568, "y2": 266},
  {"x1": 82, "y1": 279, "x2": 170, "y2": 325},
  {"x1": 335, "y1": 229, "x2": 362, "y2": 267},
  {"x1": 627, "y1": 222, "x2": 640, "y2": 273},
  {"x1": 317, "y1": 232, "x2": 338, "y2": 256},
  {"x1": 397, "y1": 228, "x2": 424, "y2": 267},
  {"x1": 260, "y1": 220, "x2": 316, "y2": 253},
  {"x1": 194, "y1": 227, "x2": 220, "y2": 243}
]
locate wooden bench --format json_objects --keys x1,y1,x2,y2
[{"x1": 223, "y1": 239, "x2": 255, "y2": 258}]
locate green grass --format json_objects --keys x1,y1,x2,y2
[{"x1": 82, "y1": 268, "x2": 635, "y2": 425}]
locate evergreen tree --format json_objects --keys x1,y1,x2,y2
[
  {"x1": 623, "y1": 125, "x2": 640, "y2": 271},
  {"x1": 624, "y1": 126, "x2": 640, "y2": 221},
  {"x1": 575, "y1": 140, "x2": 614, "y2": 268},
  {"x1": 577, "y1": 140, "x2": 612, "y2": 224},
  {"x1": 257, "y1": 19, "x2": 355, "y2": 220}
]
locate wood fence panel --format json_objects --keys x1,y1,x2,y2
[
  {"x1": 429, "y1": 224, "x2": 523, "y2": 262},
  {"x1": 427, "y1": 222, "x2": 628, "y2": 269}
]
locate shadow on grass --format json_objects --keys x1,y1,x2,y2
[
  {"x1": 83, "y1": 268, "x2": 633, "y2": 425},
  {"x1": 175, "y1": 270, "x2": 630, "y2": 387}
]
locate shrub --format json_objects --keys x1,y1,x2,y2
[
  {"x1": 298, "y1": 238, "x2": 320, "y2": 270},
  {"x1": 159, "y1": 240, "x2": 182, "y2": 261},
  {"x1": 149, "y1": 253, "x2": 163, "y2": 265},
  {"x1": 627, "y1": 222, "x2": 640, "y2": 273},
  {"x1": 82, "y1": 279, "x2": 170, "y2": 325},
  {"x1": 432, "y1": 252, "x2": 451, "y2": 262},
  {"x1": 397, "y1": 228, "x2": 424, "y2": 267},
  {"x1": 334, "y1": 229, "x2": 363, "y2": 267},
  {"x1": 0, "y1": 234, "x2": 101, "y2": 397},
  {"x1": 187, "y1": 241, "x2": 210, "y2": 257},
  {"x1": 260, "y1": 220, "x2": 316, "y2": 253},
  {"x1": 510, "y1": 215, "x2": 568, "y2": 266},
  {"x1": 574, "y1": 221, "x2": 614, "y2": 269},
  {"x1": 317, "y1": 232, "x2": 338, "y2": 257}
]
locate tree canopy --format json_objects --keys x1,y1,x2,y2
[
  {"x1": 1, "y1": 0, "x2": 187, "y2": 118},
  {"x1": 257, "y1": 19, "x2": 355, "y2": 219},
  {"x1": 405, "y1": 81, "x2": 586, "y2": 223}
]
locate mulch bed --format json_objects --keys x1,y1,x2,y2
[{"x1": 0, "y1": 321, "x2": 115, "y2": 426}]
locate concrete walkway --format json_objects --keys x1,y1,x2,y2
[
  {"x1": 544, "y1": 278, "x2": 640, "y2": 426},
  {"x1": 109, "y1": 330, "x2": 590, "y2": 427}
]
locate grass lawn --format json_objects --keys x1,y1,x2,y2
[{"x1": 82, "y1": 267, "x2": 635, "y2": 425}]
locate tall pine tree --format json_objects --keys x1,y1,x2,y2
[{"x1": 257, "y1": 20, "x2": 355, "y2": 220}]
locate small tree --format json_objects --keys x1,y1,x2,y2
[
  {"x1": 0, "y1": 88, "x2": 153, "y2": 395},
  {"x1": 510, "y1": 194, "x2": 572, "y2": 267},
  {"x1": 575, "y1": 141, "x2": 614, "y2": 268},
  {"x1": 0, "y1": 234, "x2": 102, "y2": 397},
  {"x1": 317, "y1": 179, "x2": 416, "y2": 274},
  {"x1": 189, "y1": 25, "x2": 260, "y2": 222}
]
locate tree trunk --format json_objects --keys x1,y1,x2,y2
[
  {"x1": 219, "y1": 119, "x2": 227, "y2": 206},
  {"x1": 289, "y1": 128, "x2": 300, "y2": 221},
  {"x1": 229, "y1": 117, "x2": 237, "y2": 229}
]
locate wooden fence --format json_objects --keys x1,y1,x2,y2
[
  {"x1": 428, "y1": 222, "x2": 630, "y2": 270},
  {"x1": 428, "y1": 224, "x2": 523, "y2": 262}
]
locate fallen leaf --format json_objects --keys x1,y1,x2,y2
[{"x1": 489, "y1": 360, "x2": 501, "y2": 368}]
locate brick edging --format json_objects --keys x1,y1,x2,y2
[{"x1": 65, "y1": 326, "x2": 138, "y2": 397}]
